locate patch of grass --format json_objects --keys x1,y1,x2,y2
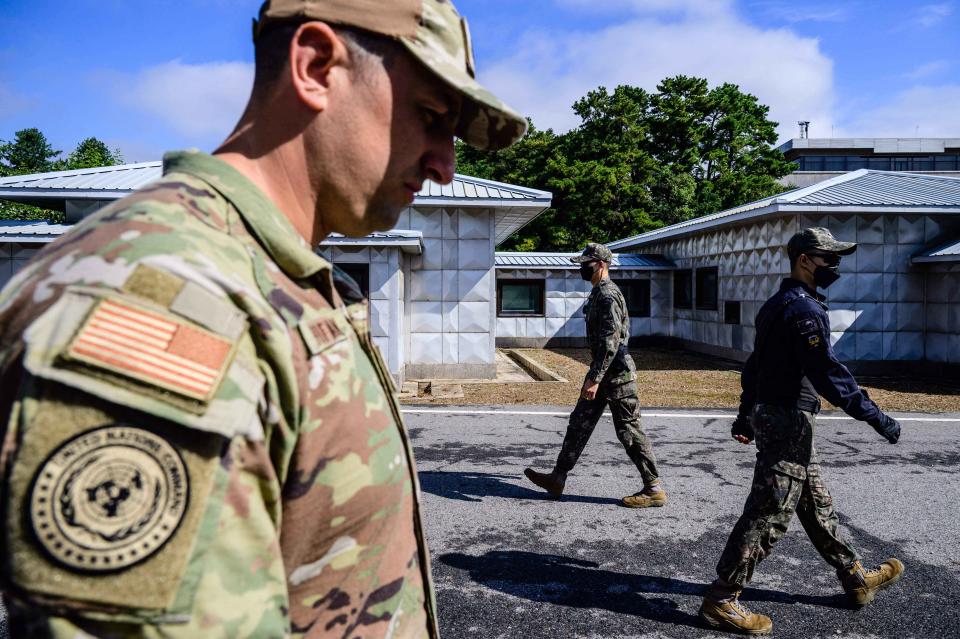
[{"x1": 400, "y1": 347, "x2": 960, "y2": 413}]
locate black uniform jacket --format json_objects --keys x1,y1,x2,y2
[{"x1": 738, "y1": 278, "x2": 880, "y2": 422}]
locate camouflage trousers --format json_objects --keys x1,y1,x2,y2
[
  {"x1": 716, "y1": 404, "x2": 860, "y2": 586},
  {"x1": 554, "y1": 381, "x2": 660, "y2": 485}
]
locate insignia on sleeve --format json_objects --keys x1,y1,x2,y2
[
  {"x1": 807, "y1": 334, "x2": 822, "y2": 348},
  {"x1": 30, "y1": 425, "x2": 189, "y2": 572},
  {"x1": 796, "y1": 318, "x2": 818, "y2": 335},
  {"x1": 298, "y1": 315, "x2": 348, "y2": 355},
  {"x1": 65, "y1": 298, "x2": 235, "y2": 402}
]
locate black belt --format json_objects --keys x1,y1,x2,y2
[{"x1": 758, "y1": 397, "x2": 821, "y2": 414}]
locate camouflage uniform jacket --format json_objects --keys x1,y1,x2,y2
[
  {"x1": 583, "y1": 278, "x2": 635, "y2": 386},
  {"x1": 0, "y1": 151, "x2": 438, "y2": 638}
]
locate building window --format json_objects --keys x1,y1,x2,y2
[
  {"x1": 497, "y1": 279, "x2": 545, "y2": 316},
  {"x1": 334, "y1": 263, "x2": 370, "y2": 298},
  {"x1": 793, "y1": 153, "x2": 960, "y2": 172},
  {"x1": 674, "y1": 270, "x2": 693, "y2": 309},
  {"x1": 724, "y1": 301, "x2": 741, "y2": 325},
  {"x1": 696, "y1": 267, "x2": 719, "y2": 310},
  {"x1": 613, "y1": 279, "x2": 651, "y2": 317}
]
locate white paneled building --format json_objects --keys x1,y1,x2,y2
[
  {"x1": 607, "y1": 170, "x2": 960, "y2": 373},
  {"x1": 0, "y1": 162, "x2": 551, "y2": 381},
  {"x1": 4, "y1": 164, "x2": 960, "y2": 378},
  {"x1": 494, "y1": 253, "x2": 675, "y2": 347}
]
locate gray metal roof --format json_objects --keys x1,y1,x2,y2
[
  {"x1": 495, "y1": 252, "x2": 675, "y2": 270},
  {"x1": 0, "y1": 163, "x2": 551, "y2": 246},
  {"x1": 321, "y1": 230, "x2": 423, "y2": 255},
  {"x1": 609, "y1": 169, "x2": 960, "y2": 250},
  {"x1": 0, "y1": 162, "x2": 163, "y2": 195},
  {"x1": 0, "y1": 162, "x2": 549, "y2": 204},
  {"x1": 0, "y1": 221, "x2": 72, "y2": 243},
  {"x1": 791, "y1": 171, "x2": 960, "y2": 206},
  {"x1": 912, "y1": 239, "x2": 960, "y2": 264},
  {"x1": 418, "y1": 174, "x2": 551, "y2": 202}
]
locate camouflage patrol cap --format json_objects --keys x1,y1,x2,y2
[
  {"x1": 570, "y1": 242, "x2": 613, "y2": 264},
  {"x1": 787, "y1": 227, "x2": 857, "y2": 259},
  {"x1": 253, "y1": 0, "x2": 527, "y2": 150}
]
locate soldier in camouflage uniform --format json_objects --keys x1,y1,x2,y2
[
  {"x1": 700, "y1": 228, "x2": 905, "y2": 635},
  {"x1": 524, "y1": 243, "x2": 665, "y2": 508},
  {"x1": 0, "y1": 1, "x2": 526, "y2": 637}
]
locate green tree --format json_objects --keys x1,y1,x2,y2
[
  {"x1": 0, "y1": 128, "x2": 63, "y2": 221},
  {"x1": 63, "y1": 137, "x2": 123, "y2": 170},
  {"x1": 693, "y1": 82, "x2": 793, "y2": 213},
  {"x1": 457, "y1": 121, "x2": 567, "y2": 250},
  {"x1": 458, "y1": 77, "x2": 792, "y2": 250},
  {"x1": 0, "y1": 131, "x2": 125, "y2": 222},
  {"x1": 542, "y1": 86, "x2": 661, "y2": 250},
  {"x1": 0, "y1": 128, "x2": 60, "y2": 176}
]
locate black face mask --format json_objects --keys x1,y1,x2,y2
[
  {"x1": 813, "y1": 265, "x2": 841, "y2": 289},
  {"x1": 579, "y1": 263, "x2": 595, "y2": 281}
]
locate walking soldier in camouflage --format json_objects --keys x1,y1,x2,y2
[
  {"x1": 699, "y1": 228, "x2": 905, "y2": 635},
  {"x1": 0, "y1": 1, "x2": 526, "y2": 637},
  {"x1": 524, "y1": 242, "x2": 665, "y2": 507}
]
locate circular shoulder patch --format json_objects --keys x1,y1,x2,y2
[{"x1": 30, "y1": 425, "x2": 189, "y2": 572}]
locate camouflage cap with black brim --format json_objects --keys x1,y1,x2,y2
[
  {"x1": 788, "y1": 227, "x2": 857, "y2": 257},
  {"x1": 254, "y1": 0, "x2": 528, "y2": 151},
  {"x1": 570, "y1": 242, "x2": 613, "y2": 263}
]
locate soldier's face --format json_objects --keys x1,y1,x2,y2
[{"x1": 318, "y1": 48, "x2": 459, "y2": 236}]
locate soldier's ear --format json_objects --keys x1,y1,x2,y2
[{"x1": 288, "y1": 21, "x2": 349, "y2": 113}]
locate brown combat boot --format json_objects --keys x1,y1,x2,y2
[
  {"x1": 699, "y1": 582, "x2": 773, "y2": 635},
  {"x1": 838, "y1": 558, "x2": 904, "y2": 606},
  {"x1": 523, "y1": 468, "x2": 565, "y2": 497},
  {"x1": 621, "y1": 482, "x2": 667, "y2": 508}
]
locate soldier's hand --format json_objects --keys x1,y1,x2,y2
[
  {"x1": 731, "y1": 415, "x2": 754, "y2": 444},
  {"x1": 581, "y1": 378, "x2": 599, "y2": 400},
  {"x1": 868, "y1": 413, "x2": 901, "y2": 444}
]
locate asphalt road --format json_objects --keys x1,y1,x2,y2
[
  {"x1": 3, "y1": 407, "x2": 957, "y2": 638},
  {"x1": 405, "y1": 406, "x2": 960, "y2": 639}
]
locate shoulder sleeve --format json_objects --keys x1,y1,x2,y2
[{"x1": 790, "y1": 306, "x2": 880, "y2": 422}]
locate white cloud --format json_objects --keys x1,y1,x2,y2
[
  {"x1": 916, "y1": 3, "x2": 953, "y2": 27},
  {"x1": 901, "y1": 60, "x2": 952, "y2": 81},
  {"x1": 839, "y1": 84, "x2": 960, "y2": 138},
  {"x1": 120, "y1": 61, "x2": 253, "y2": 142},
  {"x1": 556, "y1": 0, "x2": 734, "y2": 16},
  {"x1": 479, "y1": 3, "x2": 835, "y2": 143},
  {"x1": 750, "y1": 2, "x2": 850, "y2": 23}
]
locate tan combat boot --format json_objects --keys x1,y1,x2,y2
[
  {"x1": 621, "y1": 482, "x2": 667, "y2": 508},
  {"x1": 699, "y1": 582, "x2": 773, "y2": 635},
  {"x1": 838, "y1": 558, "x2": 904, "y2": 606},
  {"x1": 523, "y1": 468, "x2": 565, "y2": 497}
]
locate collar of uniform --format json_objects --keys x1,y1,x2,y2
[
  {"x1": 593, "y1": 276, "x2": 612, "y2": 289},
  {"x1": 162, "y1": 150, "x2": 331, "y2": 280},
  {"x1": 781, "y1": 277, "x2": 825, "y2": 302}
]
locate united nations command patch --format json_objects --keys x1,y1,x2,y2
[{"x1": 29, "y1": 426, "x2": 189, "y2": 572}]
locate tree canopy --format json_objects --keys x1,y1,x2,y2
[
  {"x1": 0, "y1": 129, "x2": 123, "y2": 222},
  {"x1": 457, "y1": 76, "x2": 793, "y2": 251}
]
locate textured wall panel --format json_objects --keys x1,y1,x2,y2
[
  {"x1": 410, "y1": 333, "x2": 442, "y2": 364},
  {"x1": 458, "y1": 301, "x2": 491, "y2": 333},
  {"x1": 458, "y1": 270, "x2": 492, "y2": 302},
  {"x1": 410, "y1": 301, "x2": 442, "y2": 333},
  {"x1": 411, "y1": 269, "x2": 443, "y2": 301}
]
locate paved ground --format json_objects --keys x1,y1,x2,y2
[
  {"x1": 4, "y1": 406, "x2": 957, "y2": 638},
  {"x1": 405, "y1": 406, "x2": 960, "y2": 639}
]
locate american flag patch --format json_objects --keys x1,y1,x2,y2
[{"x1": 66, "y1": 298, "x2": 234, "y2": 402}]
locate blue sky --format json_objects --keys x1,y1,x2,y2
[{"x1": 2, "y1": 0, "x2": 958, "y2": 164}]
